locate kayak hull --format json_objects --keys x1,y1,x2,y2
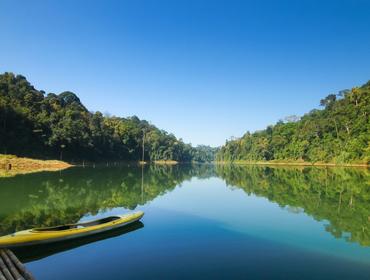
[{"x1": 0, "y1": 211, "x2": 144, "y2": 248}]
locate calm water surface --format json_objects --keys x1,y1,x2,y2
[{"x1": 0, "y1": 164, "x2": 369, "y2": 279}]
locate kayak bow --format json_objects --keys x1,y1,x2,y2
[{"x1": 0, "y1": 211, "x2": 144, "y2": 248}]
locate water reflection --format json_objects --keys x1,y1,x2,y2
[
  {"x1": 0, "y1": 164, "x2": 214, "y2": 235},
  {"x1": 216, "y1": 165, "x2": 370, "y2": 247},
  {"x1": 0, "y1": 164, "x2": 368, "y2": 247}
]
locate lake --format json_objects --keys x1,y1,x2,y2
[{"x1": 0, "y1": 164, "x2": 369, "y2": 279}]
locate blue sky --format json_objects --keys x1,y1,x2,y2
[{"x1": 1, "y1": 0, "x2": 369, "y2": 146}]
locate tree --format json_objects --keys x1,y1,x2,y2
[{"x1": 320, "y1": 94, "x2": 337, "y2": 108}]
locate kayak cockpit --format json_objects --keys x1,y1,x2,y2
[
  {"x1": 32, "y1": 216, "x2": 121, "y2": 232},
  {"x1": 79, "y1": 216, "x2": 121, "y2": 227}
]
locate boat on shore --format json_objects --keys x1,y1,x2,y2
[{"x1": 0, "y1": 211, "x2": 144, "y2": 248}]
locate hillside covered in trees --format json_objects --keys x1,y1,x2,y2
[
  {"x1": 0, "y1": 72, "x2": 214, "y2": 162},
  {"x1": 217, "y1": 81, "x2": 370, "y2": 164}
]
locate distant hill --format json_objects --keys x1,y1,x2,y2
[
  {"x1": 217, "y1": 81, "x2": 370, "y2": 165},
  {"x1": 0, "y1": 72, "x2": 214, "y2": 162}
]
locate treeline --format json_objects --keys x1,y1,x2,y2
[
  {"x1": 0, "y1": 72, "x2": 214, "y2": 162},
  {"x1": 217, "y1": 81, "x2": 370, "y2": 164}
]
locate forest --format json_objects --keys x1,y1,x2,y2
[
  {"x1": 1, "y1": 72, "x2": 369, "y2": 164},
  {"x1": 217, "y1": 81, "x2": 370, "y2": 164},
  {"x1": 0, "y1": 72, "x2": 214, "y2": 163}
]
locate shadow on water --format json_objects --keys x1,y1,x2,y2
[{"x1": 13, "y1": 221, "x2": 144, "y2": 263}]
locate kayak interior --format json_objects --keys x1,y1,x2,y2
[{"x1": 32, "y1": 216, "x2": 121, "y2": 232}]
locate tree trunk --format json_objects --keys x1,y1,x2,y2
[
  {"x1": 142, "y1": 131, "x2": 145, "y2": 162},
  {"x1": 333, "y1": 118, "x2": 339, "y2": 139}
]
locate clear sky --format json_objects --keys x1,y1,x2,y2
[{"x1": 1, "y1": 0, "x2": 369, "y2": 147}]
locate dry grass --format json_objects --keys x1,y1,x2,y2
[{"x1": 0, "y1": 154, "x2": 72, "y2": 177}]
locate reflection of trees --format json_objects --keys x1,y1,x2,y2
[
  {"x1": 0, "y1": 164, "x2": 215, "y2": 235},
  {"x1": 216, "y1": 165, "x2": 370, "y2": 246},
  {"x1": 1, "y1": 164, "x2": 368, "y2": 248}
]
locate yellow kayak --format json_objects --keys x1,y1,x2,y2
[{"x1": 0, "y1": 211, "x2": 144, "y2": 248}]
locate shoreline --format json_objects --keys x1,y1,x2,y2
[
  {"x1": 0, "y1": 155, "x2": 72, "y2": 177},
  {"x1": 215, "y1": 160, "x2": 369, "y2": 168},
  {"x1": 1, "y1": 155, "x2": 367, "y2": 177}
]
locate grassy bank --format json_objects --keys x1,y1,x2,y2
[
  {"x1": 0, "y1": 155, "x2": 72, "y2": 177},
  {"x1": 215, "y1": 160, "x2": 369, "y2": 168}
]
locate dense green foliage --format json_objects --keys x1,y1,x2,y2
[
  {"x1": 217, "y1": 82, "x2": 370, "y2": 164},
  {"x1": 216, "y1": 165, "x2": 370, "y2": 246},
  {"x1": 191, "y1": 145, "x2": 219, "y2": 162},
  {"x1": 0, "y1": 72, "x2": 214, "y2": 162}
]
